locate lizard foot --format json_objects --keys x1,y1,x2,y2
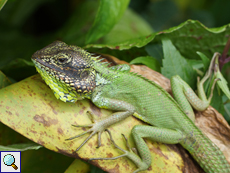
[
  {"x1": 89, "y1": 129, "x2": 131, "y2": 161},
  {"x1": 197, "y1": 52, "x2": 221, "y2": 103},
  {"x1": 89, "y1": 130, "x2": 148, "y2": 173},
  {"x1": 65, "y1": 111, "x2": 106, "y2": 152}
]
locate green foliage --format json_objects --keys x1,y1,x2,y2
[
  {"x1": 86, "y1": 20, "x2": 230, "y2": 60},
  {"x1": 0, "y1": 143, "x2": 41, "y2": 151},
  {"x1": 1, "y1": 0, "x2": 230, "y2": 172},
  {"x1": 197, "y1": 51, "x2": 210, "y2": 72},
  {"x1": 85, "y1": 0, "x2": 130, "y2": 44},
  {"x1": 130, "y1": 56, "x2": 160, "y2": 72},
  {"x1": 99, "y1": 8, "x2": 153, "y2": 44},
  {"x1": 161, "y1": 38, "x2": 196, "y2": 87},
  {"x1": 216, "y1": 64, "x2": 230, "y2": 100}
]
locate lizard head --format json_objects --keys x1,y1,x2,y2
[{"x1": 31, "y1": 41, "x2": 96, "y2": 102}]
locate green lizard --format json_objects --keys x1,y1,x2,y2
[{"x1": 31, "y1": 41, "x2": 230, "y2": 173}]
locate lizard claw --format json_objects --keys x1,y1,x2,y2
[
  {"x1": 71, "y1": 124, "x2": 93, "y2": 128},
  {"x1": 76, "y1": 131, "x2": 97, "y2": 151},
  {"x1": 65, "y1": 127, "x2": 93, "y2": 141},
  {"x1": 65, "y1": 126, "x2": 102, "y2": 152}
]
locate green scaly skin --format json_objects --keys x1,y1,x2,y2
[{"x1": 32, "y1": 41, "x2": 230, "y2": 173}]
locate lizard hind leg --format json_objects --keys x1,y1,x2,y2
[
  {"x1": 197, "y1": 52, "x2": 220, "y2": 103},
  {"x1": 170, "y1": 53, "x2": 220, "y2": 122},
  {"x1": 90, "y1": 126, "x2": 184, "y2": 173}
]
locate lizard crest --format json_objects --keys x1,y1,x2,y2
[{"x1": 31, "y1": 41, "x2": 96, "y2": 102}]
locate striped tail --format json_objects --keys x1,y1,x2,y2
[{"x1": 181, "y1": 128, "x2": 230, "y2": 173}]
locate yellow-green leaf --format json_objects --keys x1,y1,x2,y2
[
  {"x1": 65, "y1": 159, "x2": 90, "y2": 173},
  {"x1": 0, "y1": 74, "x2": 184, "y2": 172},
  {"x1": 0, "y1": 0, "x2": 7, "y2": 11},
  {"x1": 0, "y1": 71, "x2": 12, "y2": 89}
]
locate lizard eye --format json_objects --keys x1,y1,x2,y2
[{"x1": 57, "y1": 56, "x2": 68, "y2": 63}]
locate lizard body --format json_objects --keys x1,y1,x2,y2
[{"x1": 32, "y1": 41, "x2": 230, "y2": 173}]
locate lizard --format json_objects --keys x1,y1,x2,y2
[{"x1": 31, "y1": 40, "x2": 230, "y2": 173}]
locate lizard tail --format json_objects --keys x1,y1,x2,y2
[{"x1": 182, "y1": 129, "x2": 230, "y2": 173}]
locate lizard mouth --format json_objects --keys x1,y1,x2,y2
[
  {"x1": 32, "y1": 56, "x2": 90, "y2": 79},
  {"x1": 32, "y1": 57, "x2": 66, "y2": 77}
]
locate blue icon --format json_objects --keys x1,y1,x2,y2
[{"x1": 3, "y1": 154, "x2": 18, "y2": 170}]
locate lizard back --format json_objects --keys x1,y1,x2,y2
[{"x1": 93, "y1": 62, "x2": 230, "y2": 172}]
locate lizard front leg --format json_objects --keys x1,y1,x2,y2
[{"x1": 66, "y1": 97, "x2": 135, "y2": 151}]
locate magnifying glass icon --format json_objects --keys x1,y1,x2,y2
[{"x1": 3, "y1": 154, "x2": 18, "y2": 170}]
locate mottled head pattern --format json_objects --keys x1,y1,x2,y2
[{"x1": 32, "y1": 41, "x2": 96, "y2": 102}]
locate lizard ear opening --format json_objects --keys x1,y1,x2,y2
[{"x1": 80, "y1": 70, "x2": 89, "y2": 78}]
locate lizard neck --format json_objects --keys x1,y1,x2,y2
[{"x1": 92, "y1": 60, "x2": 121, "y2": 85}]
